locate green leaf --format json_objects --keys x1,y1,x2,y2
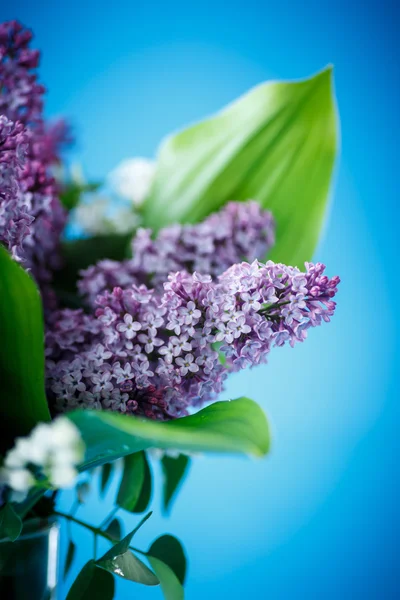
[
  {"x1": 100, "y1": 463, "x2": 114, "y2": 497},
  {"x1": 0, "y1": 503, "x2": 23, "y2": 542},
  {"x1": 68, "y1": 397, "x2": 270, "y2": 471},
  {"x1": 60, "y1": 181, "x2": 101, "y2": 210},
  {"x1": 100, "y1": 511, "x2": 152, "y2": 558},
  {"x1": 66, "y1": 560, "x2": 115, "y2": 600},
  {"x1": 76, "y1": 481, "x2": 91, "y2": 504},
  {"x1": 104, "y1": 518, "x2": 122, "y2": 541},
  {"x1": 148, "y1": 535, "x2": 187, "y2": 585},
  {"x1": 0, "y1": 246, "x2": 50, "y2": 450},
  {"x1": 116, "y1": 452, "x2": 145, "y2": 512},
  {"x1": 96, "y1": 512, "x2": 158, "y2": 585},
  {"x1": 132, "y1": 452, "x2": 152, "y2": 513},
  {"x1": 142, "y1": 67, "x2": 338, "y2": 266},
  {"x1": 161, "y1": 454, "x2": 190, "y2": 514},
  {"x1": 97, "y1": 550, "x2": 158, "y2": 585},
  {"x1": 53, "y1": 233, "x2": 132, "y2": 299},
  {"x1": 147, "y1": 556, "x2": 184, "y2": 600},
  {"x1": 63, "y1": 540, "x2": 77, "y2": 579}
]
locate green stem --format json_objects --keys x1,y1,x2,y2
[{"x1": 53, "y1": 510, "x2": 147, "y2": 556}]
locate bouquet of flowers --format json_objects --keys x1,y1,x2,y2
[{"x1": 0, "y1": 20, "x2": 340, "y2": 600}]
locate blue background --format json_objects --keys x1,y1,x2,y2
[{"x1": 3, "y1": 1, "x2": 399, "y2": 598}]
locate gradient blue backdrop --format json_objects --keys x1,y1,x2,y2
[{"x1": 2, "y1": 1, "x2": 399, "y2": 598}]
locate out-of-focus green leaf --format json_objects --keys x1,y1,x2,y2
[
  {"x1": 0, "y1": 503, "x2": 23, "y2": 542},
  {"x1": 148, "y1": 556, "x2": 184, "y2": 600},
  {"x1": 148, "y1": 535, "x2": 187, "y2": 585},
  {"x1": 68, "y1": 397, "x2": 270, "y2": 472},
  {"x1": 116, "y1": 452, "x2": 145, "y2": 512},
  {"x1": 131, "y1": 452, "x2": 152, "y2": 513},
  {"x1": 53, "y1": 233, "x2": 132, "y2": 299},
  {"x1": 161, "y1": 454, "x2": 190, "y2": 514},
  {"x1": 0, "y1": 246, "x2": 50, "y2": 450},
  {"x1": 60, "y1": 181, "x2": 101, "y2": 210},
  {"x1": 76, "y1": 481, "x2": 90, "y2": 504},
  {"x1": 66, "y1": 560, "x2": 115, "y2": 600},
  {"x1": 96, "y1": 512, "x2": 158, "y2": 585},
  {"x1": 142, "y1": 67, "x2": 338, "y2": 266},
  {"x1": 104, "y1": 518, "x2": 122, "y2": 541},
  {"x1": 63, "y1": 540, "x2": 77, "y2": 580},
  {"x1": 100, "y1": 463, "x2": 114, "y2": 497}
]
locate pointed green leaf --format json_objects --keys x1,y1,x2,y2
[
  {"x1": 0, "y1": 246, "x2": 50, "y2": 449},
  {"x1": 66, "y1": 560, "x2": 115, "y2": 600},
  {"x1": 0, "y1": 503, "x2": 23, "y2": 542},
  {"x1": 63, "y1": 540, "x2": 77, "y2": 580},
  {"x1": 68, "y1": 397, "x2": 270, "y2": 472},
  {"x1": 116, "y1": 452, "x2": 145, "y2": 512},
  {"x1": 148, "y1": 535, "x2": 187, "y2": 585},
  {"x1": 142, "y1": 67, "x2": 338, "y2": 266},
  {"x1": 148, "y1": 556, "x2": 184, "y2": 600},
  {"x1": 161, "y1": 454, "x2": 190, "y2": 514},
  {"x1": 100, "y1": 512, "x2": 152, "y2": 558}
]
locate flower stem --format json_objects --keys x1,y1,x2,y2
[{"x1": 53, "y1": 510, "x2": 147, "y2": 556}]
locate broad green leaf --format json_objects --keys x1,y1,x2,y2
[
  {"x1": 96, "y1": 512, "x2": 158, "y2": 585},
  {"x1": 0, "y1": 503, "x2": 23, "y2": 542},
  {"x1": 142, "y1": 67, "x2": 338, "y2": 266},
  {"x1": 161, "y1": 454, "x2": 190, "y2": 514},
  {"x1": 148, "y1": 556, "x2": 184, "y2": 600},
  {"x1": 100, "y1": 463, "x2": 114, "y2": 496},
  {"x1": 0, "y1": 246, "x2": 50, "y2": 450},
  {"x1": 68, "y1": 397, "x2": 270, "y2": 471},
  {"x1": 66, "y1": 560, "x2": 115, "y2": 600},
  {"x1": 116, "y1": 452, "x2": 145, "y2": 512},
  {"x1": 63, "y1": 540, "x2": 77, "y2": 579},
  {"x1": 104, "y1": 518, "x2": 122, "y2": 541},
  {"x1": 148, "y1": 535, "x2": 187, "y2": 585}
]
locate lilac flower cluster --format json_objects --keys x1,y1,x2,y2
[
  {"x1": 46, "y1": 260, "x2": 339, "y2": 420},
  {"x1": 78, "y1": 201, "x2": 275, "y2": 306},
  {"x1": 0, "y1": 20, "x2": 68, "y2": 290},
  {"x1": 0, "y1": 115, "x2": 31, "y2": 259}
]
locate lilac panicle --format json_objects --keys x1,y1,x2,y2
[
  {"x1": 0, "y1": 20, "x2": 69, "y2": 293},
  {"x1": 0, "y1": 115, "x2": 32, "y2": 259},
  {"x1": 46, "y1": 260, "x2": 340, "y2": 420},
  {"x1": 78, "y1": 201, "x2": 275, "y2": 306}
]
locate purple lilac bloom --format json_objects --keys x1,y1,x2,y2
[
  {"x1": 0, "y1": 115, "x2": 32, "y2": 259},
  {"x1": 78, "y1": 201, "x2": 275, "y2": 306},
  {"x1": 0, "y1": 20, "x2": 69, "y2": 294},
  {"x1": 46, "y1": 260, "x2": 340, "y2": 420}
]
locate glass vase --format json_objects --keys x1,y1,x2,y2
[{"x1": 0, "y1": 517, "x2": 59, "y2": 600}]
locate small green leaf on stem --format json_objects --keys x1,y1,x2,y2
[{"x1": 0, "y1": 503, "x2": 23, "y2": 542}]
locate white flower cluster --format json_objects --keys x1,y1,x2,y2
[
  {"x1": 0, "y1": 418, "x2": 84, "y2": 502},
  {"x1": 108, "y1": 157, "x2": 155, "y2": 206},
  {"x1": 74, "y1": 197, "x2": 139, "y2": 235}
]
